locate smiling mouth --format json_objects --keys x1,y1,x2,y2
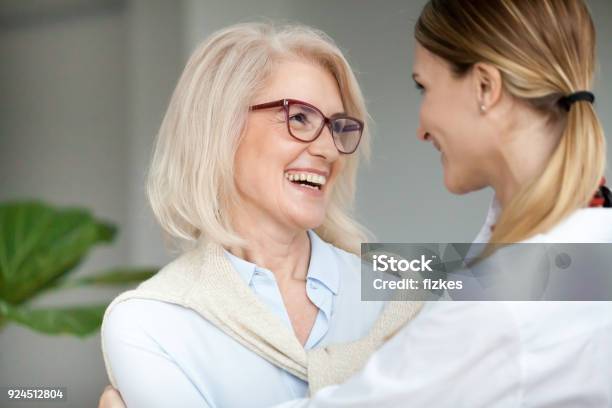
[
  {"x1": 432, "y1": 140, "x2": 441, "y2": 152},
  {"x1": 285, "y1": 171, "x2": 327, "y2": 191}
]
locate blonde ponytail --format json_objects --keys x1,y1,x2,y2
[{"x1": 490, "y1": 100, "x2": 606, "y2": 243}]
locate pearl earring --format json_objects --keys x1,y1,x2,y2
[{"x1": 480, "y1": 104, "x2": 487, "y2": 113}]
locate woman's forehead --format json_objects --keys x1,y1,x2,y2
[
  {"x1": 413, "y1": 46, "x2": 459, "y2": 84},
  {"x1": 259, "y1": 61, "x2": 345, "y2": 114}
]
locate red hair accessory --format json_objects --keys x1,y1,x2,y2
[{"x1": 589, "y1": 177, "x2": 611, "y2": 208}]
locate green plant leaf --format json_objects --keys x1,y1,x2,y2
[
  {"x1": 50, "y1": 267, "x2": 157, "y2": 289},
  {"x1": 0, "y1": 300, "x2": 106, "y2": 337},
  {"x1": 0, "y1": 201, "x2": 116, "y2": 303}
]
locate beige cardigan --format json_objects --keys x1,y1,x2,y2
[{"x1": 101, "y1": 241, "x2": 423, "y2": 394}]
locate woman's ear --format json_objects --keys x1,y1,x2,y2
[{"x1": 472, "y1": 62, "x2": 503, "y2": 113}]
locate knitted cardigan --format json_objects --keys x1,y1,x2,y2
[{"x1": 101, "y1": 241, "x2": 423, "y2": 395}]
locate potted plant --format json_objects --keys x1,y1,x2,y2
[{"x1": 0, "y1": 201, "x2": 156, "y2": 337}]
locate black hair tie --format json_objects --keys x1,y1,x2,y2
[{"x1": 559, "y1": 91, "x2": 595, "y2": 112}]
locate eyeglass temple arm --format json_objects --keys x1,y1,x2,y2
[{"x1": 250, "y1": 100, "x2": 286, "y2": 111}]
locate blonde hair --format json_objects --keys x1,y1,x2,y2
[
  {"x1": 147, "y1": 22, "x2": 371, "y2": 254},
  {"x1": 415, "y1": 0, "x2": 606, "y2": 246}
]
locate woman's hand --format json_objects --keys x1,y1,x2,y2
[{"x1": 98, "y1": 385, "x2": 126, "y2": 408}]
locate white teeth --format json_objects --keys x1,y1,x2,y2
[{"x1": 284, "y1": 172, "x2": 327, "y2": 186}]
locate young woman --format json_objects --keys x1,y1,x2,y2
[{"x1": 271, "y1": 0, "x2": 612, "y2": 406}]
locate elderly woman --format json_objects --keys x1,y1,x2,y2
[{"x1": 100, "y1": 23, "x2": 416, "y2": 408}]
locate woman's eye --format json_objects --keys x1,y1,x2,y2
[
  {"x1": 289, "y1": 113, "x2": 308, "y2": 124},
  {"x1": 414, "y1": 82, "x2": 425, "y2": 95}
]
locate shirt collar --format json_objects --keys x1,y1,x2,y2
[
  {"x1": 305, "y1": 229, "x2": 340, "y2": 295},
  {"x1": 472, "y1": 193, "x2": 502, "y2": 244},
  {"x1": 466, "y1": 193, "x2": 501, "y2": 261},
  {"x1": 222, "y1": 230, "x2": 340, "y2": 295},
  {"x1": 224, "y1": 249, "x2": 257, "y2": 286}
]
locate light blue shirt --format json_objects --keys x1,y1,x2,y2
[{"x1": 103, "y1": 230, "x2": 384, "y2": 407}]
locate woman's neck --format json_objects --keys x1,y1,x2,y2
[
  {"x1": 490, "y1": 109, "x2": 565, "y2": 208},
  {"x1": 227, "y1": 204, "x2": 311, "y2": 286}
]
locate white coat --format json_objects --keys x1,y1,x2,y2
[{"x1": 276, "y1": 198, "x2": 612, "y2": 407}]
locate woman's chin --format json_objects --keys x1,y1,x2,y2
[
  {"x1": 444, "y1": 172, "x2": 471, "y2": 195},
  {"x1": 288, "y1": 213, "x2": 326, "y2": 232},
  {"x1": 444, "y1": 173, "x2": 485, "y2": 195}
]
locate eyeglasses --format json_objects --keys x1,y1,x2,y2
[{"x1": 249, "y1": 98, "x2": 364, "y2": 154}]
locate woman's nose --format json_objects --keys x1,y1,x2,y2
[
  {"x1": 308, "y1": 125, "x2": 340, "y2": 160},
  {"x1": 417, "y1": 124, "x2": 429, "y2": 142}
]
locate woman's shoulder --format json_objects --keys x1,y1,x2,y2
[
  {"x1": 105, "y1": 297, "x2": 190, "y2": 318},
  {"x1": 101, "y1": 245, "x2": 216, "y2": 340},
  {"x1": 110, "y1": 243, "x2": 216, "y2": 307},
  {"x1": 102, "y1": 297, "x2": 200, "y2": 340},
  {"x1": 524, "y1": 208, "x2": 612, "y2": 243}
]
